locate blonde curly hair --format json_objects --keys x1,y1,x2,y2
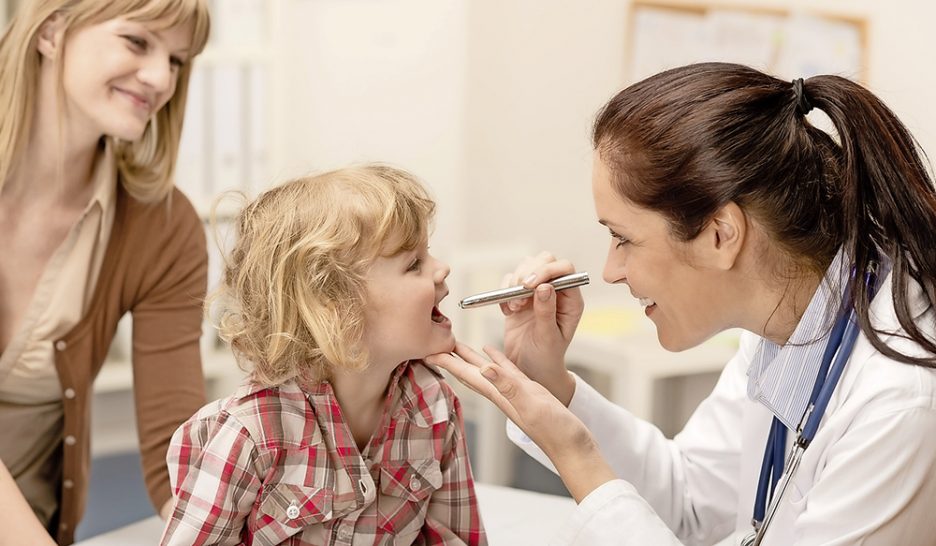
[{"x1": 211, "y1": 164, "x2": 437, "y2": 387}]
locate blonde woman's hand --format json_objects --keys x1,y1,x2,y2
[
  {"x1": 427, "y1": 342, "x2": 615, "y2": 501},
  {"x1": 500, "y1": 252, "x2": 584, "y2": 405}
]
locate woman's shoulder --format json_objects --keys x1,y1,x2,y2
[{"x1": 120, "y1": 185, "x2": 202, "y2": 233}]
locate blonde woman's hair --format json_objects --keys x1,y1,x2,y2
[
  {"x1": 211, "y1": 165, "x2": 437, "y2": 387},
  {"x1": 0, "y1": 0, "x2": 210, "y2": 202}
]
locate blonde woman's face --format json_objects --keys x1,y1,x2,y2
[
  {"x1": 363, "y1": 240, "x2": 455, "y2": 369},
  {"x1": 56, "y1": 17, "x2": 193, "y2": 141}
]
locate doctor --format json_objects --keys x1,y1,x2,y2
[{"x1": 428, "y1": 62, "x2": 936, "y2": 545}]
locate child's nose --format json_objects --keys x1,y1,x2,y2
[{"x1": 434, "y1": 260, "x2": 451, "y2": 283}]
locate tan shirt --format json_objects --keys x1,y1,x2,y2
[
  {"x1": 0, "y1": 145, "x2": 116, "y2": 527},
  {"x1": 1, "y1": 158, "x2": 208, "y2": 545}
]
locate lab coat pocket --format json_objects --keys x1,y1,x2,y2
[{"x1": 378, "y1": 458, "x2": 443, "y2": 537}]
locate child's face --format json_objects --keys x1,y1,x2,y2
[{"x1": 362, "y1": 239, "x2": 454, "y2": 368}]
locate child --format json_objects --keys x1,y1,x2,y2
[{"x1": 160, "y1": 165, "x2": 486, "y2": 545}]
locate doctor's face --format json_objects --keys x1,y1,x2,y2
[{"x1": 591, "y1": 155, "x2": 728, "y2": 351}]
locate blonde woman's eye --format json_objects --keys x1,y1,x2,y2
[
  {"x1": 407, "y1": 259, "x2": 422, "y2": 272},
  {"x1": 123, "y1": 35, "x2": 148, "y2": 51}
]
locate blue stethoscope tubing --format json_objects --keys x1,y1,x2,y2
[{"x1": 743, "y1": 264, "x2": 879, "y2": 546}]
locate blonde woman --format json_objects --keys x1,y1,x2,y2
[
  {"x1": 0, "y1": 1, "x2": 211, "y2": 544},
  {"x1": 161, "y1": 166, "x2": 486, "y2": 545}
]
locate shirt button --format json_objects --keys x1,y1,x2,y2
[
  {"x1": 286, "y1": 501, "x2": 300, "y2": 520},
  {"x1": 64, "y1": 435, "x2": 77, "y2": 446},
  {"x1": 409, "y1": 476, "x2": 421, "y2": 492},
  {"x1": 63, "y1": 479, "x2": 74, "y2": 489},
  {"x1": 338, "y1": 527, "x2": 353, "y2": 540},
  {"x1": 64, "y1": 388, "x2": 76, "y2": 399},
  {"x1": 55, "y1": 340, "x2": 67, "y2": 351}
]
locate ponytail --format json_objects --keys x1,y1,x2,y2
[{"x1": 805, "y1": 76, "x2": 936, "y2": 366}]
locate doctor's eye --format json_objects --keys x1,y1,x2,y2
[{"x1": 609, "y1": 230, "x2": 630, "y2": 249}]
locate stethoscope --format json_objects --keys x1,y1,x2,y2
[{"x1": 740, "y1": 261, "x2": 880, "y2": 546}]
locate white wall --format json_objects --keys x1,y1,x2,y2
[{"x1": 277, "y1": 0, "x2": 469, "y2": 261}]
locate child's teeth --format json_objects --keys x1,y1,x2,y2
[{"x1": 639, "y1": 297, "x2": 655, "y2": 307}]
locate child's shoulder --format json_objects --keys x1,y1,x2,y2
[{"x1": 185, "y1": 380, "x2": 322, "y2": 450}]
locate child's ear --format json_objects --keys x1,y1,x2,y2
[{"x1": 37, "y1": 13, "x2": 66, "y2": 60}]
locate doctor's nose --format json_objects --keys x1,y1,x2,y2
[{"x1": 602, "y1": 255, "x2": 626, "y2": 285}]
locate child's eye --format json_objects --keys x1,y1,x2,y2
[
  {"x1": 407, "y1": 258, "x2": 422, "y2": 272},
  {"x1": 123, "y1": 35, "x2": 148, "y2": 51},
  {"x1": 169, "y1": 55, "x2": 184, "y2": 69}
]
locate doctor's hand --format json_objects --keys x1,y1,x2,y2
[
  {"x1": 427, "y1": 342, "x2": 615, "y2": 502},
  {"x1": 500, "y1": 252, "x2": 584, "y2": 405}
]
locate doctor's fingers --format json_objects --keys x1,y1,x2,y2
[
  {"x1": 506, "y1": 255, "x2": 577, "y2": 312},
  {"x1": 426, "y1": 350, "x2": 524, "y2": 424},
  {"x1": 501, "y1": 251, "x2": 561, "y2": 290}
]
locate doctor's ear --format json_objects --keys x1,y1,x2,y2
[
  {"x1": 698, "y1": 201, "x2": 745, "y2": 270},
  {"x1": 37, "y1": 13, "x2": 66, "y2": 60}
]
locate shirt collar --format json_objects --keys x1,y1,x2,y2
[
  {"x1": 747, "y1": 249, "x2": 850, "y2": 430},
  {"x1": 84, "y1": 140, "x2": 118, "y2": 242}
]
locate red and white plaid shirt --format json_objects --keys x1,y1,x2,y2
[{"x1": 160, "y1": 361, "x2": 486, "y2": 546}]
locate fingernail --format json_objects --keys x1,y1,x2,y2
[
  {"x1": 508, "y1": 300, "x2": 522, "y2": 311},
  {"x1": 523, "y1": 274, "x2": 537, "y2": 285},
  {"x1": 537, "y1": 285, "x2": 551, "y2": 301},
  {"x1": 481, "y1": 367, "x2": 498, "y2": 381}
]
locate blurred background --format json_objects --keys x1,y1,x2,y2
[{"x1": 3, "y1": 0, "x2": 935, "y2": 539}]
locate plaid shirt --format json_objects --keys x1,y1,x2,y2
[{"x1": 160, "y1": 361, "x2": 486, "y2": 546}]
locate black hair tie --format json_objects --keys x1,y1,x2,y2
[{"x1": 792, "y1": 78, "x2": 813, "y2": 115}]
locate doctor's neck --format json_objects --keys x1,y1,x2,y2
[{"x1": 750, "y1": 268, "x2": 825, "y2": 346}]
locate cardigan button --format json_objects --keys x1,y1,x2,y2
[
  {"x1": 63, "y1": 479, "x2": 74, "y2": 489},
  {"x1": 64, "y1": 435, "x2": 77, "y2": 446},
  {"x1": 55, "y1": 340, "x2": 67, "y2": 351},
  {"x1": 64, "y1": 388, "x2": 76, "y2": 399}
]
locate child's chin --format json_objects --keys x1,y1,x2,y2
[{"x1": 427, "y1": 337, "x2": 456, "y2": 357}]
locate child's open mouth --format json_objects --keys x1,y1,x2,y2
[{"x1": 431, "y1": 305, "x2": 450, "y2": 326}]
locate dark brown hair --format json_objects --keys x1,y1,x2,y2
[{"x1": 593, "y1": 62, "x2": 936, "y2": 367}]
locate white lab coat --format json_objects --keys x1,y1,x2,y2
[{"x1": 508, "y1": 271, "x2": 936, "y2": 545}]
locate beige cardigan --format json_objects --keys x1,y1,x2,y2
[{"x1": 51, "y1": 185, "x2": 207, "y2": 544}]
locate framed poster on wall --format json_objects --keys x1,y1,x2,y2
[{"x1": 626, "y1": 0, "x2": 868, "y2": 84}]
